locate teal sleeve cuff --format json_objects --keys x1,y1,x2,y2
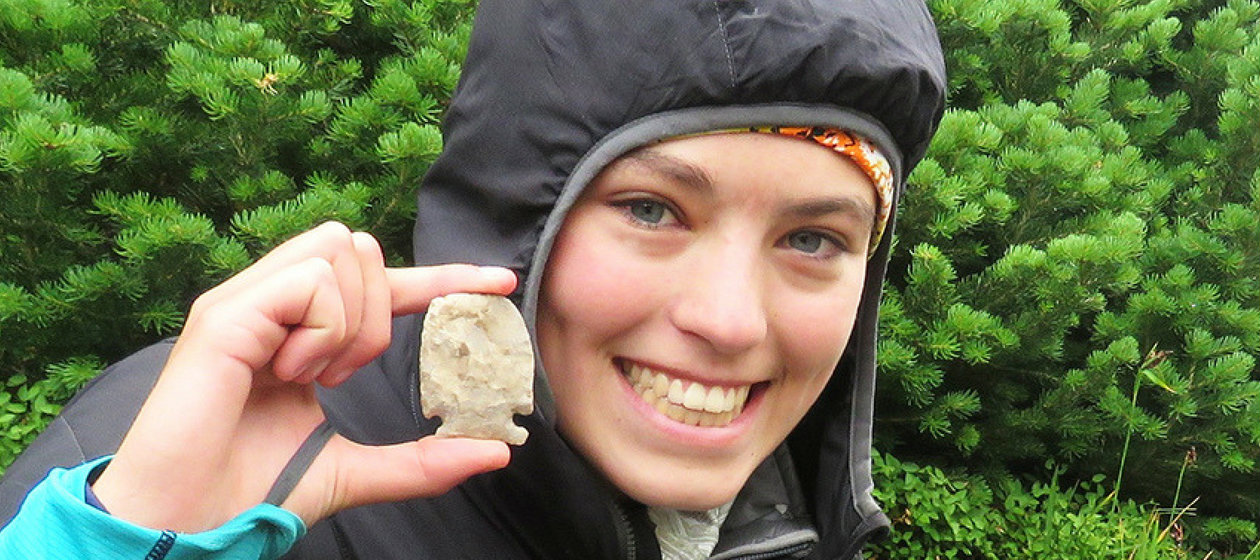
[{"x1": 0, "y1": 457, "x2": 307, "y2": 560}]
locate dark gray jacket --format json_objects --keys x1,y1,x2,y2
[{"x1": 0, "y1": 1, "x2": 946, "y2": 558}]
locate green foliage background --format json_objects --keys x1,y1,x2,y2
[
  {"x1": 874, "y1": 1, "x2": 1260, "y2": 553},
  {"x1": 0, "y1": 0, "x2": 468, "y2": 465},
  {"x1": 867, "y1": 451, "x2": 1197, "y2": 559},
  {"x1": 1, "y1": 0, "x2": 1258, "y2": 557}
]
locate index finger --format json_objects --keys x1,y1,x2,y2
[{"x1": 387, "y1": 264, "x2": 518, "y2": 316}]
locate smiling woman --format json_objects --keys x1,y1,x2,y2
[
  {"x1": 0, "y1": 1, "x2": 946, "y2": 559},
  {"x1": 539, "y1": 132, "x2": 877, "y2": 512}
]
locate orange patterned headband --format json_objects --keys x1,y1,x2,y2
[{"x1": 745, "y1": 126, "x2": 893, "y2": 257}]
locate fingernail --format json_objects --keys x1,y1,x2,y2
[
  {"x1": 482, "y1": 267, "x2": 517, "y2": 283},
  {"x1": 298, "y1": 358, "x2": 332, "y2": 383},
  {"x1": 322, "y1": 368, "x2": 354, "y2": 388}
]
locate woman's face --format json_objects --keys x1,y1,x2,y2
[{"x1": 537, "y1": 132, "x2": 875, "y2": 510}]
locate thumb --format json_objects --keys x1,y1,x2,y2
[{"x1": 290, "y1": 436, "x2": 510, "y2": 522}]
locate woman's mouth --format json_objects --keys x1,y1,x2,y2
[{"x1": 620, "y1": 361, "x2": 752, "y2": 428}]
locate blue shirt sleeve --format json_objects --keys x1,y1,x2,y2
[{"x1": 0, "y1": 457, "x2": 306, "y2": 560}]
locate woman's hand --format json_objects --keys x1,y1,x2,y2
[{"x1": 91, "y1": 222, "x2": 515, "y2": 532}]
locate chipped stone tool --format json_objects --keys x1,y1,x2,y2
[{"x1": 420, "y1": 293, "x2": 534, "y2": 445}]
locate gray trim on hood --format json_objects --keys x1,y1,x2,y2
[{"x1": 520, "y1": 103, "x2": 901, "y2": 411}]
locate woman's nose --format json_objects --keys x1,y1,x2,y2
[{"x1": 667, "y1": 242, "x2": 769, "y2": 355}]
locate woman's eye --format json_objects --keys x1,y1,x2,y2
[
  {"x1": 630, "y1": 201, "x2": 666, "y2": 223},
  {"x1": 783, "y1": 230, "x2": 845, "y2": 257},
  {"x1": 787, "y1": 231, "x2": 824, "y2": 253},
  {"x1": 619, "y1": 199, "x2": 678, "y2": 227}
]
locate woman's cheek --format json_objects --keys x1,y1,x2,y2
[{"x1": 772, "y1": 283, "x2": 861, "y2": 373}]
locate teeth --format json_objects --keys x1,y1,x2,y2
[
  {"x1": 653, "y1": 373, "x2": 670, "y2": 396},
  {"x1": 704, "y1": 386, "x2": 727, "y2": 413},
  {"x1": 640, "y1": 386, "x2": 659, "y2": 406},
  {"x1": 683, "y1": 383, "x2": 706, "y2": 409},
  {"x1": 621, "y1": 361, "x2": 753, "y2": 428},
  {"x1": 636, "y1": 366, "x2": 651, "y2": 389},
  {"x1": 683, "y1": 409, "x2": 702, "y2": 426},
  {"x1": 654, "y1": 397, "x2": 671, "y2": 416},
  {"x1": 668, "y1": 379, "x2": 685, "y2": 404}
]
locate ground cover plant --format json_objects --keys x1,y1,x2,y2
[
  {"x1": 867, "y1": 452, "x2": 1197, "y2": 560},
  {"x1": 1, "y1": 0, "x2": 1258, "y2": 556}
]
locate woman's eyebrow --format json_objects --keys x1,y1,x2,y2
[
  {"x1": 784, "y1": 197, "x2": 877, "y2": 228},
  {"x1": 623, "y1": 149, "x2": 715, "y2": 193},
  {"x1": 623, "y1": 148, "x2": 876, "y2": 226}
]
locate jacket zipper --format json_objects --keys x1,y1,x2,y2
[
  {"x1": 612, "y1": 500, "x2": 638, "y2": 560},
  {"x1": 726, "y1": 541, "x2": 813, "y2": 560},
  {"x1": 613, "y1": 501, "x2": 816, "y2": 560}
]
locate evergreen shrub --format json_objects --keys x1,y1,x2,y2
[
  {"x1": 876, "y1": 0, "x2": 1260, "y2": 547},
  {"x1": 0, "y1": 0, "x2": 475, "y2": 466}
]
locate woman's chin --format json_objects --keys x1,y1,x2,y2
[{"x1": 610, "y1": 467, "x2": 747, "y2": 511}]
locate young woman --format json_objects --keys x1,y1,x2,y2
[{"x1": 0, "y1": 1, "x2": 946, "y2": 558}]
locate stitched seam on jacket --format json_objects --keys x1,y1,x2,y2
[
  {"x1": 56, "y1": 415, "x2": 88, "y2": 462},
  {"x1": 710, "y1": 0, "x2": 737, "y2": 88},
  {"x1": 331, "y1": 516, "x2": 357, "y2": 559}
]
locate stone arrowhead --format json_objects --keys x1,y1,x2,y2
[{"x1": 420, "y1": 293, "x2": 534, "y2": 445}]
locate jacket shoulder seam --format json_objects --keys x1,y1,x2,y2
[
  {"x1": 710, "y1": 0, "x2": 737, "y2": 88},
  {"x1": 55, "y1": 414, "x2": 89, "y2": 463}
]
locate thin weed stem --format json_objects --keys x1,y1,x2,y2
[
  {"x1": 1114, "y1": 362, "x2": 1143, "y2": 513},
  {"x1": 1243, "y1": 540, "x2": 1260, "y2": 560}
]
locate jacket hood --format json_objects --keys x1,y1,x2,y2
[{"x1": 412, "y1": 1, "x2": 946, "y2": 557}]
